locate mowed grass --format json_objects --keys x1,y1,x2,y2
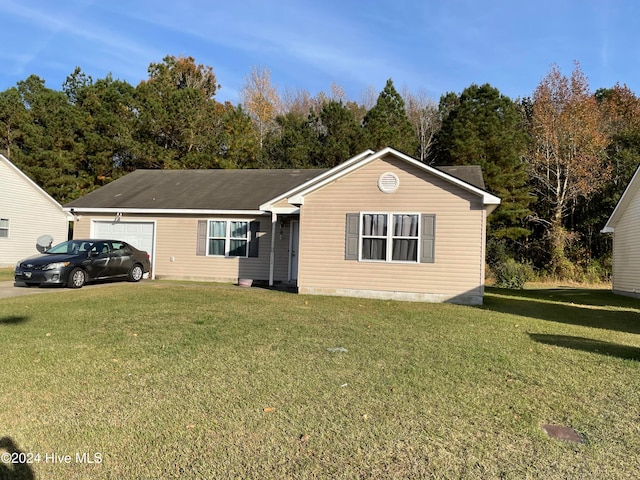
[
  {"x1": 0, "y1": 267, "x2": 14, "y2": 281},
  {"x1": 1, "y1": 281, "x2": 639, "y2": 479}
]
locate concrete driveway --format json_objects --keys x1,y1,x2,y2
[
  {"x1": 0, "y1": 280, "x2": 145, "y2": 299},
  {"x1": 0, "y1": 281, "x2": 70, "y2": 299}
]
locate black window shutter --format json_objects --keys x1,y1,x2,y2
[
  {"x1": 420, "y1": 214, "x2": 435, "y2": 263},
  {"x1": 345, "y1": 213, "x2": 359, "y2": 260},
  {"x1": 249, "y1": 221, "x2": 260, "y2": 257},
  {"x1": 196, "y1": 220, "x2": 207, "y2": 256}
]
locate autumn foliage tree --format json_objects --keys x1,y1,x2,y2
[
  {"x1": 240, "y1": 66, "x2": 281, "y2": 151},
  {"x1": 527, "y1": 63, "x2": 611, "y2": 276}
]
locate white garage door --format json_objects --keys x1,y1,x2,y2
[{"x1": 92, "y1": 221, "x2": 155, "y2": 262}]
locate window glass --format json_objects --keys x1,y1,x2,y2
[
  {"x1": 360, "y1": 213, "x2": 420, "y2": 263},
  {"x1": 393, "y1": 214, "x2": 419, "y2": 236},
  {"x1": 362, "y1": 214, "x2": 387, "y2": 236},
  {"x1": 229, "y1": 239, "x2": 247, "y2": 257},
  {"x1": 392, "y1": 215, "x2": 419, "y2": 262},
  {"x1": 207, "y1": 220, "x2": 249, "y2": 257},
  {"x1": 362, "y1": 239, "x2": 387, "y2": 260},
  {"x1": 210, "y1": 221, "x2": 226, "y2": 238},
  {"x1": 0, "y1": 218, "x2": 8, "y2": 238},
  {"x1": 230, "y1": 221, "x2": 248, "y2": 238},
  {"x1": 48, "y1": 240, "x2": 84, "y2": 254},
  {"x1": 112, "y1": 242, "x2": 132, "y2": 255},
  {"x1": 392, "y1": 239, "x2": 418, "y2": 261},
  {"x1": 209, "y1": 239, "x2": 225, "y2": 256},
  {"x1": 361, "y1": 214, "x2": 388, "y2": 261}
]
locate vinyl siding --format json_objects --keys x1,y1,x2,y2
[
  {"x1": 297, "y1": 156, "x2": 487, "y2": 303},
  {"x1": 612, "y1": 188, "x2": 640, "y2": 295},
  {"x1": 74, "y1": 213, "x2": 291, "y2": 282},
  {"x1": 0, "y1": 158, "x2": 70, "y2": 266}
]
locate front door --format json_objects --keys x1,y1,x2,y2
[{"x1": 289, "y1": 221, "x2": 299, "y2": 282}]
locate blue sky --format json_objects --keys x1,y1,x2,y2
[{"x1": 1, "y1": 0, "x2": 638, "y2": 104}]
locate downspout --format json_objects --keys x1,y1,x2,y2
[{"x1": 269, "y1": 211, "x2": 277, "y2": 286}]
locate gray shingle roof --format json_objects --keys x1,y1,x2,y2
[
  {"x1": 64, "y1": 164, "x2": 487, "y2": 211},
  {"x1": 65, "y1": 169, "x2": 328, "y2": 210},
  {"x1": 436, "y1": 166, "x2": 486, "y2": 190}
]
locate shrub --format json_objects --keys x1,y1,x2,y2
[{"x1": 492, "y1": 258, "x2": 534, "y2": 289}]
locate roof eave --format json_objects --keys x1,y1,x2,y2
[{"x1": 64, "y1": 207, "x2": 268, "y2": 216}]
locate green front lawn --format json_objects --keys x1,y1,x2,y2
[
  {"x1": 0, "y1": 267, "x2": 14, "y2": 281},
  {"x1": 1, "y1": 282, "x2": 638, "y2": 479}
]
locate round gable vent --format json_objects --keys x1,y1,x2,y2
[{"x1": 378, "y1": 172, "x2": 399, "y2": 193}]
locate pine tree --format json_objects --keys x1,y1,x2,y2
[
  {"x1": 434, "y1": 83, "x2": 533, "y2": 241},
  {"x1": 362, "y1": 79, "x2": 418, "y2": 155}
]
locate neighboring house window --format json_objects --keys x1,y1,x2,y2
[
  {"x1": 345, "y1": 213, "x2": 435, "y2": 263},
  {"x1": 207, "y1": 220, "x2": 249, "y2": 257},
  {"x1": 0, "y1": 218, "x2": 8, "y2": 238}
]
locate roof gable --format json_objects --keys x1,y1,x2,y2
[
  {"x1": 286, "y1": 147, "x2": 500, "y2": 209},
  {"x1": 602, "y1": 164, "x2": 640, "y2": 233},
  {"x1": 0, "y1": 154, "x2": 70, "y2": 217}
]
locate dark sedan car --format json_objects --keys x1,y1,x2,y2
[{"x1": 15, "y1": 239, "x2": 151, "y2": 288}]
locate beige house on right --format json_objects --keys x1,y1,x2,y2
[{"x1": 602, "y1": 165, "x2": 640, "y2": 298}]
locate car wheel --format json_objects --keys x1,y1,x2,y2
[
  {"x1": 68, "y1": 268, "x2": 86, "y2": 289},
  {"x1": 128, "y1": 264, "x2": 144, "y2": 282}
]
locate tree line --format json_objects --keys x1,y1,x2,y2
[{"x1": 1, "y1": 56, "x2": 638, "y2": 282}]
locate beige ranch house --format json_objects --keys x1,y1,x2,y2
[
  {"x1": 65, "y1": 147, "x2": 500, "y2": 305},
  {"x1": 602, "y1": 164, "x2": 640, "y2": 298}
]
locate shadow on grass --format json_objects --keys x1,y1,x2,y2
[
  {"x1": 0, "y1": 436, "x2": 34, "y2": 479},
  {"x1": 487, "y1": 286, "x2": 639, "y2": 309},
  {"x1": 483, "y1": 287, "x2": 640, "y2": 335},
  {"x1": 0, "y1": 316, "x2": 29, "y2": 325},
  {"x1": 530, "y1": 333, "x2": 640, "y2": 361}
]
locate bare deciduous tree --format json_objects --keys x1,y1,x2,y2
[{"x1": 403, "y1": 87, "x2": 440, "y2": 162}]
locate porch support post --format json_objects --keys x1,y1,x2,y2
[{"x1": 269, "y1": 211, "x2": 277, "y2": 286}]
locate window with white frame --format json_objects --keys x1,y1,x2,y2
[
  {"x1": 360, "y1": 213, "x2": 419, "y2": 262},
  {"x1": 0, "y1": 218, "x2": 8, "y2": 238},
  {"x1": 207, "y1": 220, "x2": 249, "y2": 257}
]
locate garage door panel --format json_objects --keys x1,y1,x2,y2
[{"x1": 92, "y1": 221, "x2": 155, "y2": 262}]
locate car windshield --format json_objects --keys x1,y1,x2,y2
[{"x1": 46, "y1": 240, "x2": 95, "y2": 255}]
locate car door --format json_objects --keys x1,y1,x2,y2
[
  {"x1": 86, "y1": 241, "x2": 113, "y2": 279},
  {"x1": 110, "y1": 241, "x2": 133, "y2": 276}
]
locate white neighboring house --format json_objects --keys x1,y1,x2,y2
[
  {"x1": 0, "y1": 154, "x2": 72, "y2": 267},
  {"x1": 602, "y1": 164, "x2": 640, "y2": 298}
]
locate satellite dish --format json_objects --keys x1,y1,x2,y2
[{"x1": 36, "y1": 234, "x2": 54, "y2": 253}]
